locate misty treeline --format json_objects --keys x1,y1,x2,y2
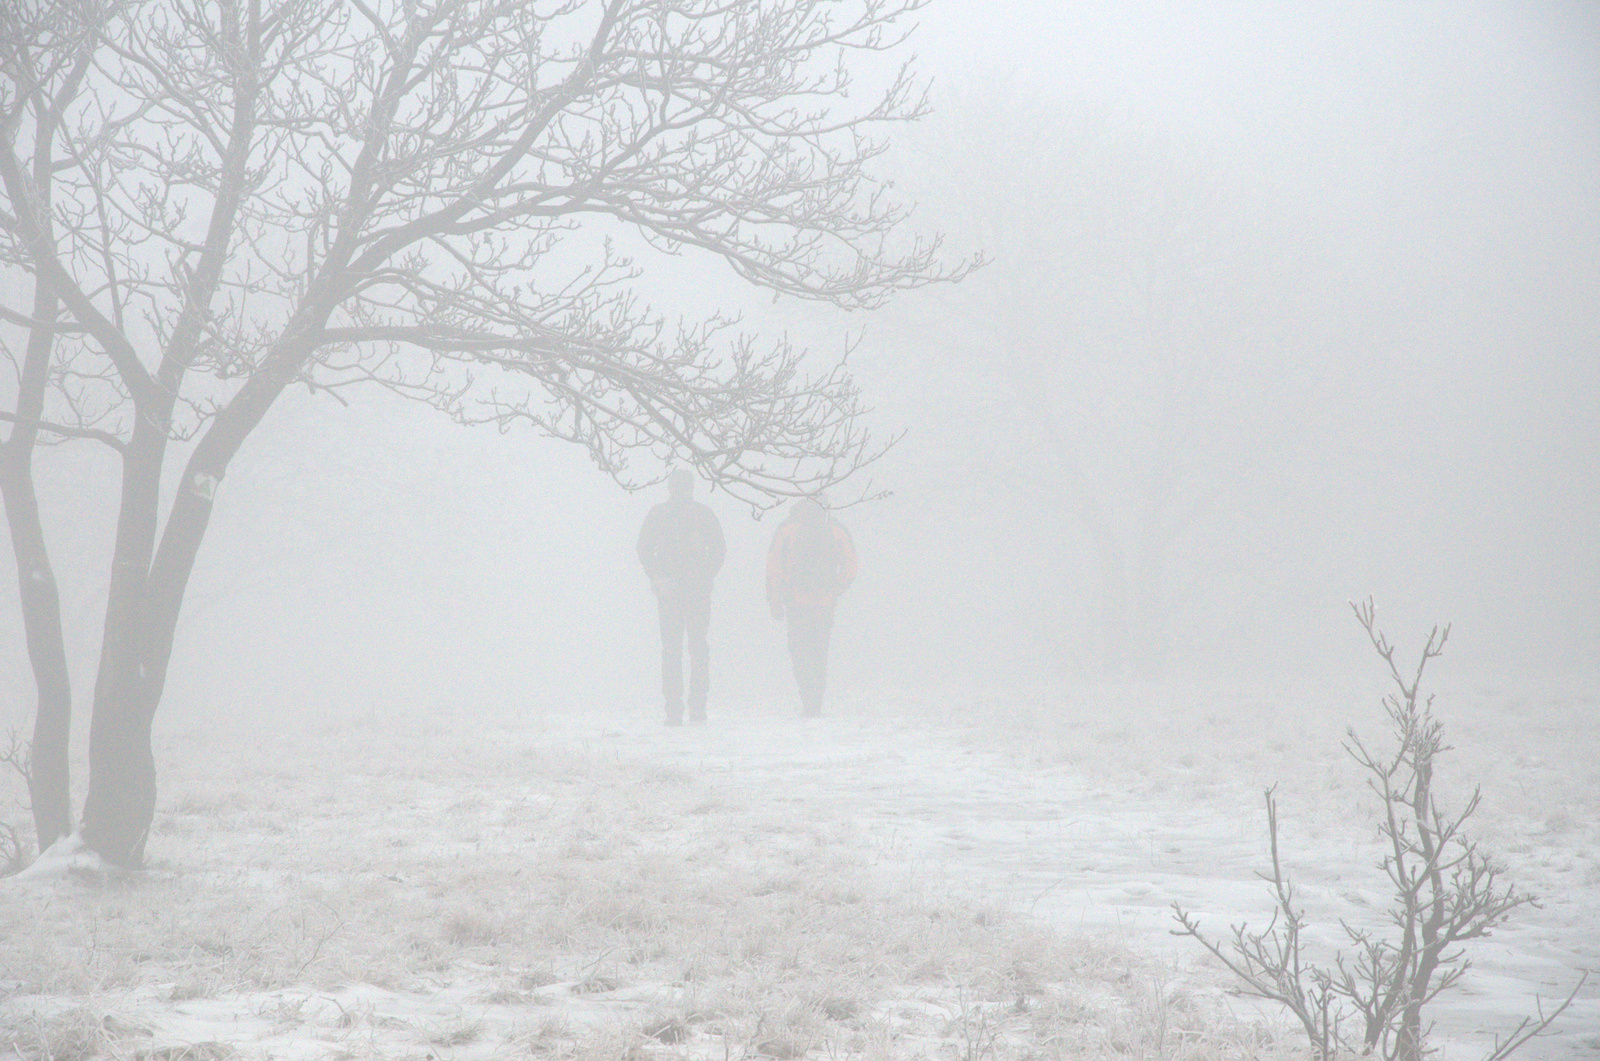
[
  {"x1": 0, "y1": 0, "x2": 963, "y2": 867},
  {"x1": 771, "y1": 79, "x2": 1597, "y2": 682},
  {"x1": 878, "y1": 86, "x2": 1310, "y2": 677}
]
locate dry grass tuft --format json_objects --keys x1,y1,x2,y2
[
  {"x1": 6, "y1": 1005, "x2": 112, "y2": 1061},
  {"x1": 139, "y1": 1042, "x2": 236, "y2": 1061}
]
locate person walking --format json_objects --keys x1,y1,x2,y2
[
  {"x1": 766, "y1": 498, "x2": 858, "y2": 717},
  {"x1": 637, "y1": 469, "x2": 725, "y2": 725}
]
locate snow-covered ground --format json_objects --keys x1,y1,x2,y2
[
  {"x1": 3, "y1": 674, "x2": 1595, "y2": 1061},
  {"x1": 638, "y1": 681, "x2": 1600, "y2": 1060}
]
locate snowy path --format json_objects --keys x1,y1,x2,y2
[{"x1": 619, "y1": 711, "x2": 1599, "y2": 1061}]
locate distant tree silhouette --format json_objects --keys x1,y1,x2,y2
[
  {"x1": 869, "y1": 84, "x2": 1309, "y2": 677},
  {"x1": 0, "y1": 0, "x2": 958, "y2": 866}
]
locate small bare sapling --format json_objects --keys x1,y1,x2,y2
[
  {"x1": 2, "y1": 729, "x2": 32, "y2": 876},
  {"x1": 1172, "y1": 599, "x2": 1584, "y2": 1061}
]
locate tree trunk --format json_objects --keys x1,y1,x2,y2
[
  {"x1": 1, "y1": 273, "x2": 74, "y2": 853},
  {"x1": 78, "y1": 418, "x2": 167, "y2": 867},
  {"x1": 1396, "y1": 1000, "x2": 1423, "y2": 1061},
  {"x1": 78, "y1": 681, "x2": 156, "y2": 867},
  {"x1": 77, "y1": 377, "x2": 267, "y2": 867},
  {"x1": 79, "y1": 471, "x2": 226, "y2": 867},
  {"x1": 0, "y1": 456, "x2": 73, "y2": 851}
]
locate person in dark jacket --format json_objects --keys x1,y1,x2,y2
[
  {"x1": 637, "y1": 469, "x2": 726, "y2": 725},
  {"x1": 766, "y1": 498, "x2": 857, "y2": 717}
]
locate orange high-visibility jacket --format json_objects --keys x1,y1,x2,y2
[{"x1": 766, "y1": 517, "x2": 858, "y2": 610}]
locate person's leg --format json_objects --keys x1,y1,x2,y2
[
  {"x1": 785, "y1": 610, "x2": 804, "y2": 712},
  {"x1": 806, "y1": 605, "x2": 834, "y2": 716},
  {"x1": 788, "y1": 605, "x2": 833, "y2": 716},
  {"x1": 658, "y1": 591, "x2": 687, "y2": 725},
  {"x1": 685, "y1": 588, "x2": 711, "y2": 722},
  {"x1": 786, "y1": 608, "x2": 809, "y2": 711}
]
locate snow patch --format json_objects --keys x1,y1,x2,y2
[{"x1": 7, "y1": 833, "x2": 114, "y2": 886}]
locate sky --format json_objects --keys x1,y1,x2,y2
[
  {"x1": 1, "y1": 0, "x2": 1597, "y2": 734},
  {"x1": 906, "y1": 1, "x2": 1599, "y2": 306},
  {"x1": 915, "y1": 1, "x2": 1599, "y2": 195}
]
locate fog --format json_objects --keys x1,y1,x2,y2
[{"x1": 3, "y1": 0, "x2": 1597, "y2": 732}]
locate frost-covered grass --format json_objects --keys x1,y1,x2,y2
[{"x1": 3, "y1": 704, "x2": 1306, "y2": 1061}]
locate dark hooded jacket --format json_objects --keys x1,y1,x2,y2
[{"x1": 637, "y1": 497, "x2": 725, "y2": 591}]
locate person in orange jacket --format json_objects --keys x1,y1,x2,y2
[{"x1": 766, "y1": 498, "x2": 857, "y2": 717}]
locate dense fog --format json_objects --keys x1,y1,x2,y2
[{"x1": 3, "y1": 0, "x2": 1596, "y2": 732}]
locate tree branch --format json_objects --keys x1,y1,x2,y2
[{"x1": 0, "y1": 410, "x2": 125, "y2": 450}]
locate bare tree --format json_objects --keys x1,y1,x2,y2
[{"x1": 0, "y1": 0, "x2": 958, "y2": 866}]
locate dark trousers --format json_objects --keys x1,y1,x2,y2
[
  {"x1": 657, "y1": 586, "x2": 711, "y2": 722},
  {"x1": 785, "y1": 603, "x2": 835, "y2": 717}
]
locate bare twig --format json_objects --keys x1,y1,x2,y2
[
  {"x1": 1, "y1": 729, "x2": 30, "y2": 786},
  {"x1": 1172, "y1": 786, "x2": 1342, "y2": 1060},
  {"x1": 0, "y1": 819, "x2": 26, "y2": 877},
  {"x1": 1480, "y1": 972, "x2": 1587, "y2": 1061}
]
